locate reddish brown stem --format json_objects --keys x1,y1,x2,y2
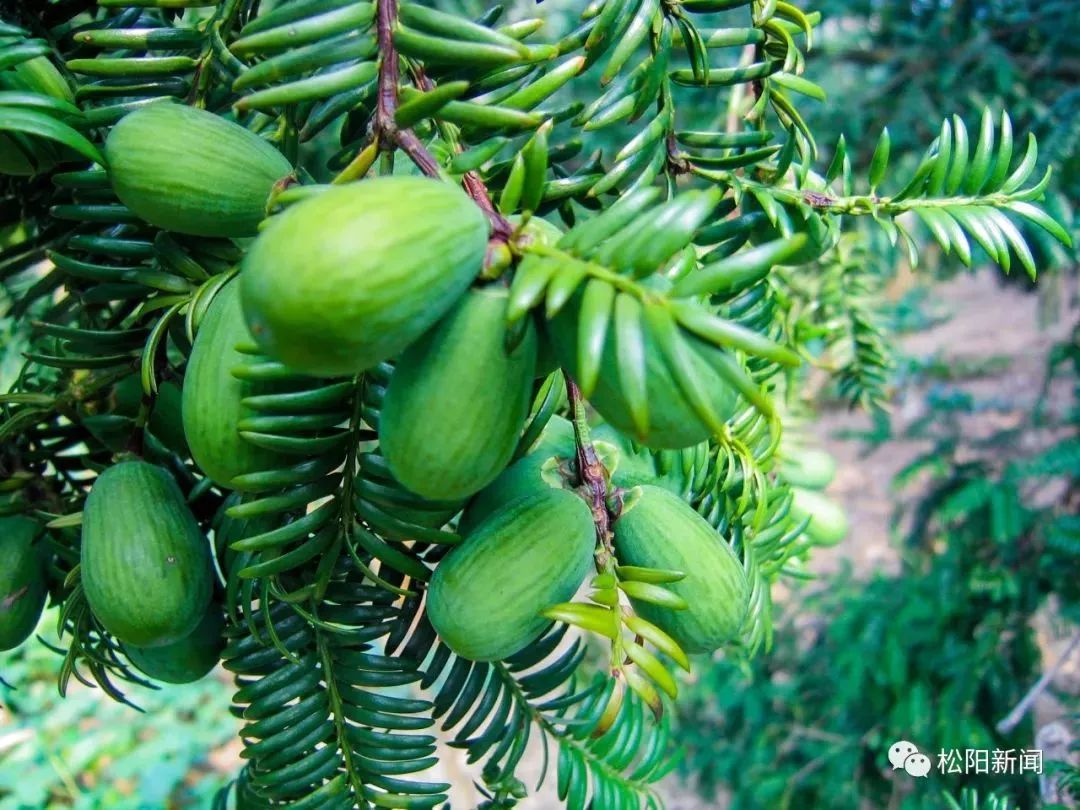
[
  {"x1": 375, "y1": 0, "x2": 512, "y2": 239},
  {"x1": 395, "y1": 129, "x2": 442, "y2": 176},
  {"x1": 564, "y1": 374, "x2": 614, "y2": 559},
  {"x1": 464, "y1": 173, "x2": 513, "y2": 240},
  {"x1": 375, "y1": 0, "x2": 400, "y2": 138}
]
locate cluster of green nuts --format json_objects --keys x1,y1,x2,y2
[{"x1": 2, "y1": 101, "x2": 806, "y2": 679}]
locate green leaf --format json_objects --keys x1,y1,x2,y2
[
  {"x1": 507, "y1": 254, "x2": 560, "y2": 322},
  {"x1": 576, "y1": 280, "x2": 616, "y2": 397},
  {"x1": 926, "y1": 118, "x2": 952, "y2": 197},
  {"x1": 770, "y1": 72, "x2": 825, "y2": 101},
  {"x1": 671, "y1": 236, "x2": 806, "y2": 298},
  {"x1": 394, "y1": 80, "x2": 469, "y2": 129},
  {"x1": 613, "y1": 293, "x2": 649, "y2": 438},
  {"x1": 542, "y1": 603, "x2": 619, "y2": 639},
  {"x1": 999, "y1": 133, "x2": 1037, "y2": 195},
  {"x1": 671, "y1": 300, "x2": 800, "y2": 366},
  {"x1": 235, "y1": 61, "x2": 378, "y2": 111},
  {"x1": 624, "y1": 641, "x2": 678, "y2": 698},
  {"x1": 520, "y1": 120, "x2": 551, "y2": 213},
  {"x1": 230, "y1": 3, "x2": 375, "y2": 55},
  {"x1": 615, "y1": 566, "x2": 686, "y2": 584},
  {"x1": 397, "y1": 3, "x2": 532, "y2": 55},
  {"x1": 868, "y1": 127, "x2": 889, "y2": 191},
  {"x1": 0, "y1": 91, "x2": 80, "y2": 116},
  {"x1": 984, "y1": 110, "x2": 1013, "y2": 192},
  {"x1": 140, "y1": 302, "x2": 184, "y2": 395},
  {"x1": 985, "y1": 208, "x2": 1037, "y2": 279},
  {"x1": 394, "y1": 25, "x2": 530, "y2": 68},
  {"x1": 964, "y1": 108, "x2": 995, "y2": 194},
  {"x1": 623, "y1": 614, "x2": 691, "y2": 672},
  {"x1": 0, "y1": 107, "x2": 104, "y2": 165},
  {"x1": 1006, "y1": 201, "x2": 1073, "y2": 247},
  {"x1": 618, "y1": 579, "x2": 688, "y2": 610},
  {"x1": 643, "y1": 303, "x2": 726, "y2": 436},
  {"x1": 499, "y1": 153, "x2": 526, "y2": 214},
  {"x1": 944, "y1": 114, "x2": 968, "y2": 195},
  {"x1": 825, "y1": 136, "x2": 846, "y2": 185},
  {"x1": 545, "y1": 261, "x2": 590, "y2": 318}
]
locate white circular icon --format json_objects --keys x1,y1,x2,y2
[
  {"x1": 888, "y1": 740, "x2": 918, "y2": 770},
  {"x1": 904, "y1": 752, "x2": 931, "y2": 777}
]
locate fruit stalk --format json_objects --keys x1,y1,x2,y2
[
  {"x1": 374, "y1": 0, "x2": 441, "y2": 178},
  {"x1": 375, "y1": 0, "x2": 400, "y2": 139},
  {"x1": 374, "y1": 0, "x2": 511, "y2": 240},
  {"x1": 565, "y1": 373, "x2": 615, "y2": 563},
  {"x1": 564, "y1": 376, "x2": 641, "y2": 727}
]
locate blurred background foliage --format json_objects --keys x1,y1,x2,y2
[
  {"x1": 2, "y1": 0, "x2": 1078, "y2": 808},
  {"x1": 676, "y1": 323, "x2": 1080, "y2": 809},
  {"x1": 664, "y1": 2, "x2": 1079, "y2": 806},
  {"x1": 0, "y1": 613, "x2": 236, "y2": 808},
  {"x1": 801, "y1": 0, "x2": 1079, "y2": 282}
]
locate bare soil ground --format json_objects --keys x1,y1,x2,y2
[{"x1": 816, "y1": 270, "x2": 1077, "y2": 577}]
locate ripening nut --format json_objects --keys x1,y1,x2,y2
[
  {"x1": 240, "y1": 176, "x2": 490, "y2": 377},
  {"x1": 0, "y1": 516, "x2": 47, "y2": 652},
  {"x1": 105, "y1": 103, "x2": 293, "y2": 237},
  {"x1": 81, "y1": 461, "x2": 212, "y2": 648},
  {"x1": 380, "y1": 287, "x2": 537, "y2": 501},
  {"x1": 427, "y1": 489, "x2": 595, "y2": 661},
  {"x1": 613, "y1": 485, "x2": 750, "y2": 653}
]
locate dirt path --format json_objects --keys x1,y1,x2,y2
[{"x1": 812, "y1": 270, "x2": 1077, "y2": 578}]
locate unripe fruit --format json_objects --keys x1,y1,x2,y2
[
  {"x1": 82, "y1": 461, "x2": 212, "y2": 647},
  {"x1": 241, "y1": 177, "x2": 488, "y2": 377},
  {"x1": 614, "y1": 485, "x2": 749, "y2": 653},
  {"x1": 105, "y1": 103, "x2": 292, "y2": 237},
  {"x1": 428, "y1": 489, "x2": 595, "y2": 661},
  {"x1": 778, "y1": 447, "x2": 837, "y2": 491},
  {"x1": 789, "y1": 486, "x2": 848, "y2": 546},
  {"x1": 0, "y1": 516, "x2": 47, "y2": 651},
  {"x1": 381, "y1": 287, "x2": 536, "y2": 500},
  {"x1": 550, "y1": 295, "x2": 739, "y2": 448},
  {"x1": 457, "y1": 415, "x2": 576, "y2": 535},
  {"x1": 123, "y1": 605, "x2": 224, "y2": 684},
  {"x1": 182, "y1": 282, "x2": 289, "y2": 490}
]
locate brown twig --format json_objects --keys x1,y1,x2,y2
[
  {"x1": 564, "y1": 374, "x2": 615, "y2": 563},
  {"x1": 374, "y1": 0, "x2": 512, "y2": 240},
  {"x1": 996, "y1": 629, "x2": 1080, "y2": 735},
  {"x1": 394, "y1": 129, "x2": 443, "y2": 177},
  {"x1": 374, "y1": 0, "x2": 400, "y2": 139}
]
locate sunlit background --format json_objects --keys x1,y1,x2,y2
[{"x1": 2, "y1": 0, "x2": 1077, "y2": 808}]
